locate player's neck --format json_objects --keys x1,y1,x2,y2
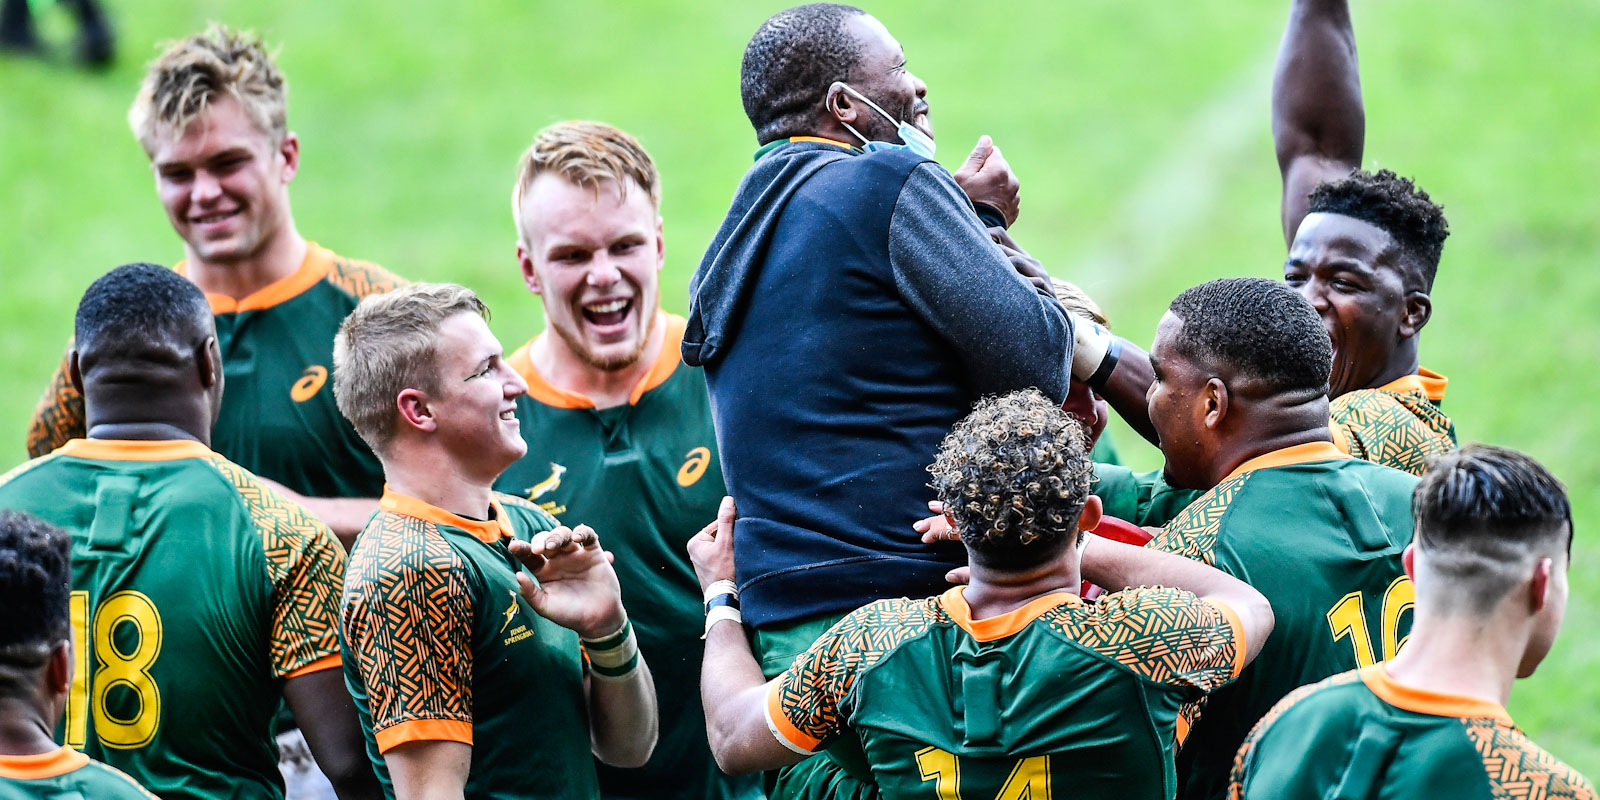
[
  {"x1": 383, "y1": 449, "x2": 499, "y2": 522},
  {"x1": 185, "y1": 224, "x2": 308, "y2": 302},
  {"x1": 0, "y1": 701, "x2": 59, "y2": 757},
  {"x1": 1352, "y1": 342, "x2": 1421, "y2": 396},
  {"x1": 964, "y1": 557, "x2": 1081, "y2": 619},
  {"x1": 1208, "y1": 418, "x2": 1334, "y2": 488},
  {"x1": 532, "y1": 311, "x2": 666, "y2": 410},
  {"x1": 1382, "y1": 607, "x2": 1522, "y2": 709}
]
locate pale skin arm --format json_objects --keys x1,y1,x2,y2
[
  {"x1": 509, "y1": 525, "x2": 658, "y2": 768},
  {"x1": 384, "y1": 740, "x2": 470, "y2": 800},
  {"x1": 687, "y1": 498, "x2": 809, "y2": 775},
  {"x1": 257, "y1": 477, "x2": 377, "y2": 550},
  {"x1": 1273, "y1": 0, "x2": 1365, "y2": 244}
]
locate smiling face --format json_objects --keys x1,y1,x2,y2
[
  {"x1": 840, "y1": 14, "x2": 931, "y2": 143},
  {"x1": 427, "y1": 312, "x2": 529, "y2": 479},
  {"x1": 1146, "y1": 313, "x2": 1216, "y2": 490},
  {"x1": 517, "y1": 173, "x2": 663, "y2": 373},
  {"x1": 1285, "y1": 212, "x2": 1417, "y2": 397},
  {"x1": 150, "y1": 94, "x2": 296, "y2": 265}
]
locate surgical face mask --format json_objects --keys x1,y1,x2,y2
[{"x1": 837, "y1": 83, "x2": 936, "y2": 160}]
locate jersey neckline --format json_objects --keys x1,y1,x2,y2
[
  {"x1": 0, "y1": 745, "x2": 89, "y2": 780},
  {"x1": 939, "y1": 586, "x2": 1081, "y2": 642},
  {"x1": 1224, "y1": 440, "x2": 1352, "y2": 482},
  {"x1": 1360, "y1": 663, "x2": 1513, "y2": 726},
  {"x1": 176, "y1": 241, "x2": 334, "y2": 315},
  {"x1": 58, "y1": 437, "x2": 212, "y2": 462},
  {"x1": 509, "y1": 312, "x2": 685, "y2": 410},
  {"x1": 380, "y1": 486, "x2": 513, "y2": 544},
  {"x1": 1375, "y1": 367, "x2": 1449, "y2": 402}
]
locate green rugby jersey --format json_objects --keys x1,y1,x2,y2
[
  {"x1": 341, "y1": 488, "x2": 596, "y2": 800},
  {"x1": 496, "y1": 313, "x2": 758, "y2": 800},
  {"x1": 1093, "y1": 464, "x2": 1202, "y2": 528},
  {"x1": 1147, "y1": 441, "x2": 1420, "y2": 800},
  {"x1": 0, "y1": 747, "x2": 156, "y2": 799},
  {"x1": 766, "y1": 585, "x2": 1245, "y2": 800},
  {"x1": 0, "y1": 438, "x2": 347, "y2": 800},
  {"x1": 1230, "y1": 665, "x2": 1596, "y2": 800},
  {"x1": 26, "y1": 243, "x2": 404, "y2": 499},
  {"x1": 1330, "y1": 368, "x2": 1458, "y2": 477}
]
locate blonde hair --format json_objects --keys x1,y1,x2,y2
[
  {"x1": 511, "y1": 121, "x2": 661, "y2": 241},
  {"x1": 129, "y1": 24, "x2": 287, "y2": 157},
  {"x1": 1051, "y1": 279, "x2": 1110, "y2": 329},
  {"x1": 333, "y1": 284, "x2": 489, "y2": 452}
]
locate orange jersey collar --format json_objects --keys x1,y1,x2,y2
[
  {"x1": 509, "y1": 312, "x2": 685, "y2": 410},
  {"x1": 58, "y1": 437, "x2": 212, "y2": 462},
  {"x1": 1224, "y1": 440, "x2": 1352, "y2": 482},
  {"x1": 1377, "y1": 367, "x2": 1449, "y2": 402},
  {"x1": 380, "y1": 486, "x2": 513, "y2": 544},
  {"x1": 939, "y1": 586, "x2": 1080, "y2": 643},
  {"x1": 177, "y1": 241, "x2": 333, "y2": 315},
  {"x1": 0, "y1": 746, "x2": 90, "y2": 780},
  {"x1": 1361, "y1": 664, "x2": 1513, "y2": 726}
]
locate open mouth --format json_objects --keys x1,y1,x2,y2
[
  {"x1": 582, "y1": 298, "x2": 633, "y2": 328},
  {"x1": 499, "y1": 409, "x2": 516, "y2": 421},
  {"x1": 191, "y1": 209, "x2": 240, "y2": 226}
]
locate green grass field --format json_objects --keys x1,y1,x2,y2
[{"x1": 4, "y1": 0, "x2": 1598, "y2": 774}]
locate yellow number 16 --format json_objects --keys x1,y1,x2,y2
[
  {"x1": 66, "y1": 590, "x2": 164, "y2": 749},
  {"x1": 1325, "y1": 576, "x2": 1414, "y2": 668}
]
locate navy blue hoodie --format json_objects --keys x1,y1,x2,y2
[{"x1": 684, "y1": 139, "x2": 1072, "y2": 627}]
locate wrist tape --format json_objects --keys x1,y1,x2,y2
[{"x1": 582, "y1": 617, "x2": 640, "y2": 678}]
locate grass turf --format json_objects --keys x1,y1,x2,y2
[{"x1": 3, "y1": 0, "x2": 1597, "y2": 774}]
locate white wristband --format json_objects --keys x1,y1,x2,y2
[
  {"x1": 1071, "y1": 314, "x2": 1115, "y2": 382},
  {"x1": 703, "y1": 579, "x2": 738, "y2": 604},
  {"x1": 702, "y1": 605, "x2": 743, "y2": 638}
]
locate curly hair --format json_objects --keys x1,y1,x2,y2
[
  {"x1": 0, "y1": 511, "x2": 71, "y2": 682},
  {"x1": 928, "y1": 389, "x2": 1095, "y2": 570},
  {"x1": 741, "y1": 3, "x2": 868, "y2": 144},
  {"x1": 1168, "y1": 277, "x2": 1331, "y2": 395},
  {"x1": 129, "y1": 24, "x2": 287, "y2": 157},
  {"x1": 1307, "y1": 168, "x2": 1449, "y2": 292}
]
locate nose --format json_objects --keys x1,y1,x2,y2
[
  {"x1": 1300, "y1": 281, "x2": 1331, "y2": 314},
  {"x1": 912, "y1": 72, "x2": 928, "y2": 100},
  {"x1": 586, "y1": 254, "x2": 622, "y2": 288},
  {"x1": 505, "y1": 367, "x2": 528, "y2": 399},
  {"x1": 191, "y1": 169, "x2": 222, "y2": 206}
]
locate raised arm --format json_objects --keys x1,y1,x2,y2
[{"x1": 1273, "y1": 0, "x2": 1365, "y2": 245}]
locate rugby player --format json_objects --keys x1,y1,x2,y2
[
  {"x1": 1272, "y1": 0, "x2": 1456, "y2": 475},
  {"x1": 691, "y1": 390, "x2": 1274, "y2": 799},
  {"x1": 333, "y1": 283, "x2": 657, "y2": 799},
  {"x1": 1230, "y1": 445, "x2": 1595, "y2": 799},
  {"x1": 26, "y1": 24, "x2": 403, "y2": 544},
  {"x1": 497, "y1": 121, "x2": 758, "y2": 800},
  {"x1": 0, "y1": 511, "x2": 154, "y2": 798},
  {"x1": 0, "y1": 264, "x2": 374, "y2": 799},
  {"x1": 1141, "y1": 277, "x2": 1419, "y2": 800}
]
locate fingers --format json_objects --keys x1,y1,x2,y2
[
  {"x1": 928, "y1": 500, "x2": 944, "y2": 514},
  {"x1": 535, "y1": 525, "x2": 601, "y2": 555},
  {"x1": 964, "y1": 135, "x2": 993, "y2": 167},
  {"x1": 507, "y1": 539, "x2": 548, "y2": 573},
  {"x1": 715, "y1": 496, "x2": 736, "y2": 539},
  {"x1": 945, "y1": 566, "x2": 972, "y2": 585}
]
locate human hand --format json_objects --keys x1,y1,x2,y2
[
  {"x1": 953, "y1": 135, "x2": 1020, "y2": 226},
  {"x1": 989, "y1": 227, "x2": 1052, "y2": 294},
  {"x1": 687, "y1": 496, "x2": 738, "y2": 592},
  {"x1": 914, "y1": 500, "x2": 958, "y2": 544},
  {"x1": 509, "y1": 525, "x2": 625, "y2": 640}
]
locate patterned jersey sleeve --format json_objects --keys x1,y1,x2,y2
[
  {"x1": 25, "y1": 345, "x2": 85, "y2": 457},
  {"x1": 1464, "y1": 721, "x2": 1599, "y2": 800},
  {"x1": 342, "y1": 513, "x2": 476, "y2": 752},
  {"x1": 1329, "y1": 389, "x2": 1456, "y2": 477},
  {"x1": 765, "y1": 598, "x2": 941, "y2": 755},
  {"x1": 1147, "y1": 473, "x2": 1248, "y2": 568},
  {"x1": 1050, "y1": 586, "x2": 1243, "y2": 698},
  {"x1": 325, "y1": 256, "x2": 408, "y2": 299},
  {"x1": 205, "y1": 457, "x2": 346, "y2": 677}
]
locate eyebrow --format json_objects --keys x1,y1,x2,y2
[{"x1": 155, "y1": 147, "x2": 253, "y2": 170}]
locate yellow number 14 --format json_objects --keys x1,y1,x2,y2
[
  {"x1": 916, "y1": 747, "x2": 1051, "y2": 800},
  {"x1": 1325, "y1": 576, "x2": 1414, "y2": 668},
  {"x1": 65, "y1": 590, "x2": 164, "y2": 749}
]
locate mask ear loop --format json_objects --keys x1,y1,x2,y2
[{"x1": 831, "y1": 82, "x2": 896, "y2": 146}]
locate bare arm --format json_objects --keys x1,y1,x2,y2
[
  {"x1": 284, "y1": 669, "x2": 381, "y2": 799},
  {"x1": 1067, "y1": 316, "x2": 1159, "y2": 445},
  {"x1": 508, "y1": 526, "x2": 658, "y2": 768},
  {"x1": 1080, "y1": 538, "x2": 1274, "y2": 665},
  {"x1": 384, "y1": 740, "x2": 470, "y2": 800},
  {"x1": 257, "y1": 477, "x2": 377, "y2": 550},
  {"x1": 688, "y1": 499, "x2": 808, "y2": 775},
  {"x1": 1273, "y1": 0, "x2": 1365, "y2": 245}
]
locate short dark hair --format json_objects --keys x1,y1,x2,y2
[
  {"x1": 928, "y1": 390, "x2": 1095, "y2": 570},
  {"x1": 1413, "y1": 445, "x2": 1571, "y2": 613},
  {"x1": 75, "y1": 263, "x2": 211, "y2": 361},
  {"x1": 1167, "y1": 277, "x2": 1331, "y2": 395},
  {"x1": 1307, "y1": 168, "x2": 1449, "y2": 292},
  {"x1": 0, "y1": 512, "x2": 71, "y2": 676},
  {"x1": 741, "y1": 3, "x2": 868, "y2": 144}
]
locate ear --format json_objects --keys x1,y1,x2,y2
[
  {"x1": 1530, "y1": 557, "x2": 1553, "y2": 613},
  {"x1": 49, "y1": 639, "x2": 71, "y2": 694},
  {"x1": 825, "y1": 82, "x2": 859, "y2": 126},
  {"x1": 396, "y1": 387, "x2": 437, "y2": 434},
  {"x1": 198, "y1": 336, "x2": 222, "y2": 390},
  {"x1": 1077, "y1": 494, "x2": 1103, "y2": 532},
  {"x1": 654, "y1": 216, "x2": 666, "y2": 271},
  {"x1": 278, "y1": 132, "x2": 300, "y2": 183},
  {"x1": 1202, "y1": 377, "x2": 1230, "y2": 430},
  {"x1": 69, "y1": 350, "x2": 84, "y2": 395},
  {"x1": 517, "y1": 241, "x2": 543, "y2": 296},
  {"x1": 1401, "y1": 543, "x2": 1417, "y2": 581},
  {"x1": 1398, "y1": 290, "x2": 1432, "y2": 338}
]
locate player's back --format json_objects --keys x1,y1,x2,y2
[
  {"x1": 0, "y1": 747, "x2": 156, "y2": 799},
  {"x1": 1230, "y1": 666, "x2": 1597, "y2": 800},
  {"x1": 0, "y1": 438, "x2": 345, "y2": 800},
  {"x1": 1149, "y1": 443, "x2": 1419, "y2": 800},
  {"x1": 767, "y1": 586, "x2": 1243, "y2": 800}
]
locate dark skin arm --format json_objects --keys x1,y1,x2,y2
[
  {"x1": 1273, "y1": 0, "x2": 1365, "y2": 245},
  {"x1": 284, "y1": 668, "x2": 382, "y2": 799},
  {"x1": 1089, "y1": 340, "x2": 1159, "y2": 446}
]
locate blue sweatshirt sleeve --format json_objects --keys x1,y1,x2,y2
[{"x1": 886, "y1": 162, "x2": 1072, "y2": 402}]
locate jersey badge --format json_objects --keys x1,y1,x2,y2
[
  {"x1": 499, "y1": 590, "x2": 520, "y2": 632},
  {"x1": 291, "y1": 365, "x2": 329, "y2": 403},
  {"x1": 526, "y1": 463, "x2": 566, "y2": 500},
  {"x1": 501, "y1": 590, "x2": 535, "y2": 646}
]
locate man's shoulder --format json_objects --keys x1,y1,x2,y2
[
  {"x1": 346, "y1": 511, "x2": 463, "y2": 593},
  {"x1": 318, "y1": 246, "x2": 408, "y2": 299},
  {"x1": 1464, "y1": 720, "x2": 1598, "y2": 799},
  {"x1": 495, "y1": 492, "x2": 561, "y2": 534}
]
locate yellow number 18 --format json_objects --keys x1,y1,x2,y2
[
  {"x1": 1325, "y1": 576, "x2": 1414, "y2": 668},
  {"x1": 65, "y1": 590, "x2": 164, "y2": 749}
]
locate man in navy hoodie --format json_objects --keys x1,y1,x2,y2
[{"x1": 683, "y1": 4, "x2": 1073, "y2": 795}]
